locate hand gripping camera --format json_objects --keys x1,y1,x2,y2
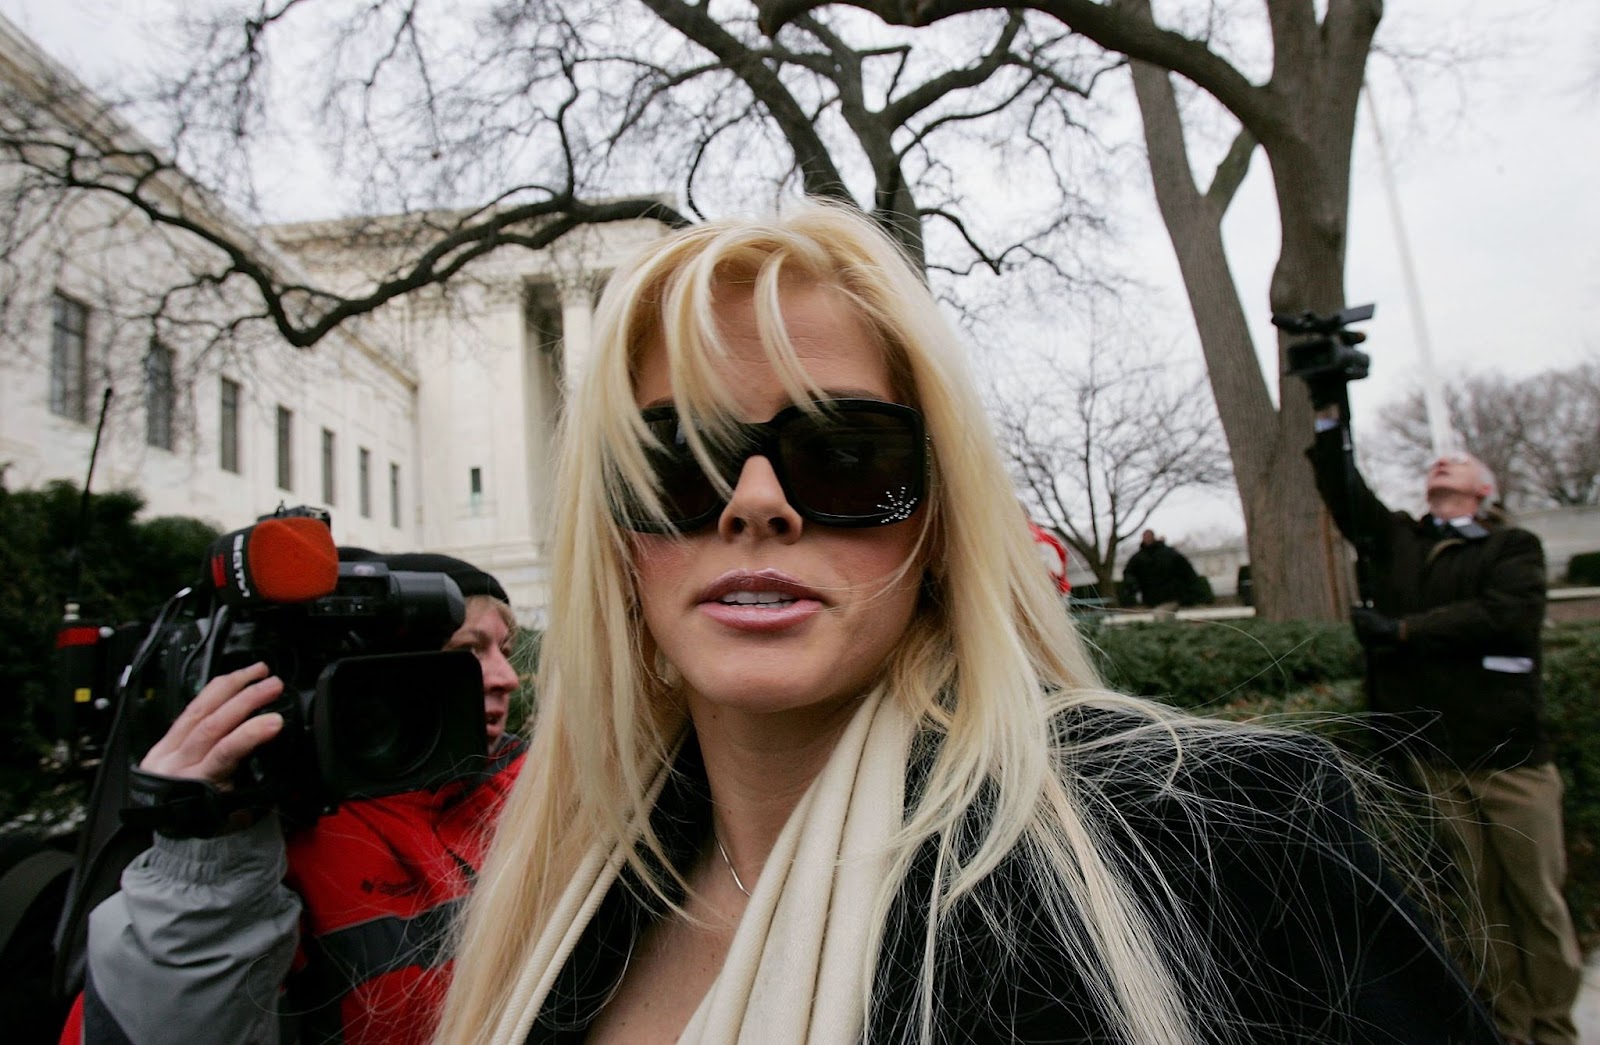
[
  {"x1": 113, "y1": 507, "x2": 488, "y2": 832},
  {"x1": 50, "y1": 507, "x2": 491, "y2": 1002}
]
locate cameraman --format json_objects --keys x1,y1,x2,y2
[
  {"x1": 1304, "y1": 391, "x2": 1582, "y2": 1045},
  {"x1": 66, "y1": 553, "x2": 526, "y2": 1045}
]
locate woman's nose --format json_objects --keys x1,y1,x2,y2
[{"x1": 718, "y1": 454, "x2": 803, "y2": 540}]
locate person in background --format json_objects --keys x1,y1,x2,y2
[
  {"x1": 1120, "y1": 529, "x2": 1203, "y2": 614},
  {"x1": 433, "y1": 204, "x2": 1497, "y2": 1044},
  {"x1": 1306, "y1": 392, "x2": 1582, "y2": 1045},
  {"x1": 1027, "y1": 518, "x2": 1072, "y2": 596},
  {"x1": 65, "y1": 553, "x2": 526, "y2": 1045}
]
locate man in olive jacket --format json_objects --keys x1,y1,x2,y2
[{"x1": 1306, "y1": 400, "x2": 1581, "y2": 1045}]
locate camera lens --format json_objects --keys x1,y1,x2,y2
[
  {"x1": 332, "y1": 689, "x2": 441, "y2": 782},
  {"x1": 315, "y1": 649, "x2": 483, "y2": 801}
]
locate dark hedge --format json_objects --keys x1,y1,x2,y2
[
  {"x1": 0, "y1": 482, "x2": 219, "y2": 830},
  {"x1": 1568, "y1": 551, "x2": 1600, "y2": 586}
]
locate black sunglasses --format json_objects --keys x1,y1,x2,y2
[{"x1": 616, "y1": 398, "x2": 928, "y2": 533}]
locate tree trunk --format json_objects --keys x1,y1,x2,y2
[
  {"x1": 1092, "y1": 558, "x2": 1116, "y2": 599},
  {"x1": 1129, "y1": 59, "x2": 1347, "y2": 620},
  {"x1": 1257, "y1": 5, "x2": 1375, "y2": 618},
  {"x1": 1119, "y1": 0, "x2": 1377, "y2": 620},
  {"x1": 759, "y1": 0, "x2": 1383, "y2": 619}
]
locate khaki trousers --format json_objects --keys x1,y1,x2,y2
[{"x1": 1415, "y1": 760, "x2": 1584, "y2": 1045}]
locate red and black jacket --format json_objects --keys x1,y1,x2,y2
[{"x1": 282, "y1": 737, "x2": 526, "y2": 1044}]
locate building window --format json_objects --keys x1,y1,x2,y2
[
  {"x1": 144, "y1": 342, "x2": 175, "y2": 450},
  {"x1": 389, "y1": 462, "x2": 401, "y2": 528},
  {"x1": 275, "y1": 406, "x2": 294, "y2": 491},
  {"x1": 469, "y1": 466, "x2": 483, "y2": 511},
  {"x1": 358, "y1": 447, "x2": 372, "y2": 518},
  {"x1": 50, "y1": 292, "x2": 90, "y2": 422},
  {"x1": 219, "y1": 377, "x2": 241, "y2": 473},
  {"x1": 321, "y1": 428, "x2": 336, "y2": 505}
]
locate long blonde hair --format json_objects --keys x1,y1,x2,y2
[{"x1": 437, "y1": 203, "x2": 1224, "y2": 1043}]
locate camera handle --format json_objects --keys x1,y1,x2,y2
[
  {"x1": 1276, "y1": 303, "x2": 1379, "y2": 609},
  {"x1": 1326, "y1": 383, "x2": 1378, "y2": 609}
]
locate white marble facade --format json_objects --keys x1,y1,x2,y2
[{"x1": 0, "y1": 14, "x2": 666, "y2": 626}]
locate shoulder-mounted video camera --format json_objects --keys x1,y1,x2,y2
[
  {"x1": 59, "y1": 505, "x2": 488, "y2": 833},
  {"x1": 45, "y1": 505, "x2": 494, "y2": 1009},
  {"x1": 1273, "y1": 303, "x2": 1375, "y2": 386}
]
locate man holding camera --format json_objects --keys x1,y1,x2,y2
[
  {"x1": 66, "y1": 553, "x2": 525, "y2": 1045},
  {"x1": 1303, "y1": 382, "x2": 1582, "y2": 1045}
]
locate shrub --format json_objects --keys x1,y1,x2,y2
[
  {"x1": 1542, "y1": 621, "x2": 1600, "y2": 945},
  {"x1": 1568, "y1": 550, "x2": 1600, "y2": 586},
  {"x1": 1185, "y1": 574, "x2": 1215, "y2": 606},
  {"x1": 0, "y1": 482, "x2": 218, "y2": 829},
  {"x1": 1084, "y1": 618, "x2": 1362, "y2": 711}
]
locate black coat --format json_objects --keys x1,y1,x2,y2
[
  {"x1": 1308, "y1": 427, "x2": 1550, "y2": 769},
  {"x1": 529, "y1": 718, "x2": 1497, "y2": 1044},
  {"x1": 1122, "y1": 541, "x2": 1201, "y2": 608}
]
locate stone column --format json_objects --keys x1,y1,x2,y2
[{"x1": 556, "y1": 273, "x2": 596, "y2": 394}]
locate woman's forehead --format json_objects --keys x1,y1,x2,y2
[{"x1": 631, "y1": 282, "x2": 898, "y2": 408}]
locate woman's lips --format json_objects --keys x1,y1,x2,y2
[{"x1": 697, "y1": 569, "x2": 825, "y2": 632}]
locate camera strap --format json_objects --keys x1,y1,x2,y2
[{"x1": 121, "y1": 768, "x2": 262, "y2": 839}]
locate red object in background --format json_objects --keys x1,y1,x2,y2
[
  {"x1": 54, "y1": 626, "x2": 102, "y2": 649},
  {"x1": 1029, "y1": 522, "x2": 1072, "y2": 595}
]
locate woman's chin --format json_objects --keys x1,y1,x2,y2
[{"x1": 685, "y1": 681, "x2": 867, "y2": 723}]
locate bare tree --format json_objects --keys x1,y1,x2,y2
[
  {"x1": 1372, "y1": 375, "x2": 1531, "y2": 507},
  {"x1": 1520, "y1": 362, "x2": 1600, "y2": 507},
  {"x1": 991, "y1": 338, "x2": 1232, "y2": 593},
  {"x1": 759, "y1": 0, "x2": 1399, "y2": 620},
  {"x1": 0, "y1": 0, "x2": 1128, "y2": 355},
  {"x1": 0, "y1": 59, "x2": 689, "y2": 352},
  {"x1": 1376, "y1": 360, "x2": 1600, "y2": 509}
]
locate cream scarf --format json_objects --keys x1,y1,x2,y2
[{"x1": 490, "y1": 689, "x2": 914, "y2": 1044}]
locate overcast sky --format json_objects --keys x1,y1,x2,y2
[
  {"x1": 4, "y1": 0, "x2": 1596, "y2": 543},
  {"x1": 1140, "y1": 0, "x2": 1600, "y2": 536}
]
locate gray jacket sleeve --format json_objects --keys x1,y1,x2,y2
[{"x1": 83, "y1": 814, "x2": 302, "y2": 1045}]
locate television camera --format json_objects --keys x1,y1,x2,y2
[
  {"x1": 59, "y1": 505, "x2": 488, "y2": 832},
  {"x1": 45, "y1": 506, "x2": 492, "y2": 1004}
]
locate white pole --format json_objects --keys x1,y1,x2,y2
[{"x1": 1363, "y1": 85, "x2": 1454, "y2": 457}]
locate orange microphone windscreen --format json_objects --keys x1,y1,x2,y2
[{"x1": 246, "y1": 516, "x2": 339, "y2": 603}]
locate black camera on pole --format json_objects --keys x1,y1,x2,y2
[{"x1": 1274, "y1": 303, "x2": 1375, "y2": 404}]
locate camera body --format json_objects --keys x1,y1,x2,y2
[
  {"x1": 67, "y1": 506, "x2": 490, "y2": 826},
  {"x1": 122, "y1": 560, "x2": 486, "y2": 822},
  {"x1": 1274, "y1": 303, "x2": 1375, "y2": 386}
]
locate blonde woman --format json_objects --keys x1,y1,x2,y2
[{"x1": 437, "y1": 204, "x2": 1497, "y2": 1044}]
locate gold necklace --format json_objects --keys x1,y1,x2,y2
[{"x1": 715, "y1": 835, "x2": 751, "y2": 897}]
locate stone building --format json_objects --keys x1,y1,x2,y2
[{"x1": 0, "y1": 14, "x2": 665, "y2": 624}]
